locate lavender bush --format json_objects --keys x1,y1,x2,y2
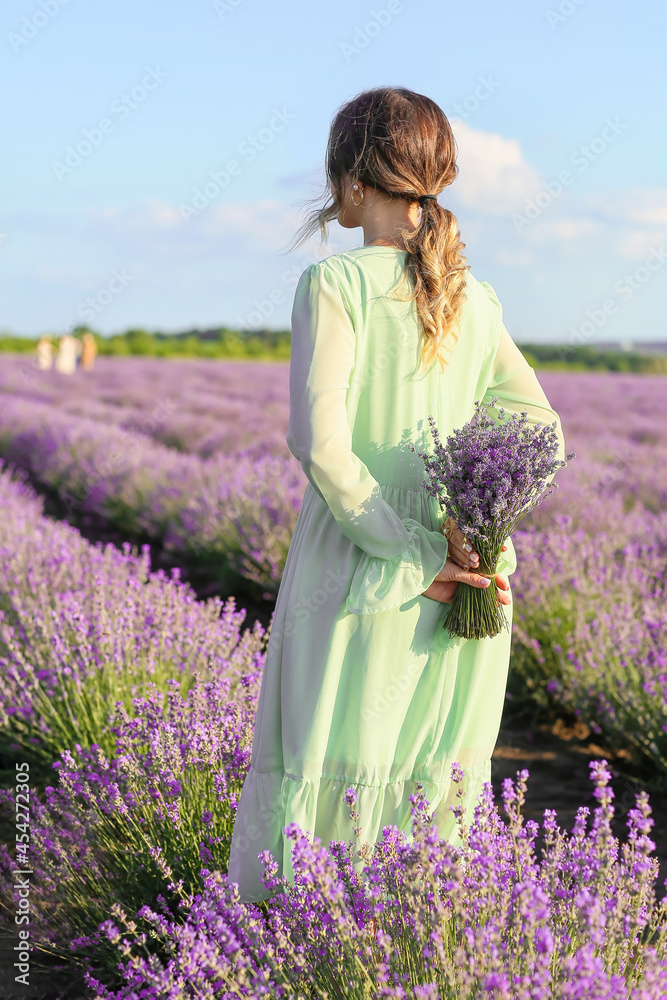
[
  {"x1": 414, "y1": 399, "x2": 573, "y2": 639},
  {"x1": 0, "y1": 397, "x2": 304, "y2": 595},
  {"x1": 510, "y1": 518, "x2": 667, "y2": 776},
  {"x1": 58, "y1": 763, "x2": 667, "y2": 998},
  {"x1": 0, "y1": 675, "x2": 261, "y2": 976},
  {"x1": 0, "y1": 360, "x2": 666, "y2": 993},
  {"x1": 0, "y1": 465, "x2": 268, "y2": 762},
  {"x1": 0, "y1": 354, "x2": 291, "y2": 458}
]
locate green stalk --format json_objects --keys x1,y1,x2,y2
[{"x1": 440, "y1": 532, "x2": 508, "y2": 640}]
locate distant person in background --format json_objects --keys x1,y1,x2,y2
[
  {"x1": 35, "y1": 335, "x2": 54, "y2": 370},
  {"x1": 54, "y1": 333, "x2": 79, "y2": 374},
  {"x1": 80, "y1": 332, "x2": 98, "y2": 370}
]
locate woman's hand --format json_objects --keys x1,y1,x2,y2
[
  {"x1": 421, "y1": 559, "x2": 511, "y2": 605},
  {"x1": 421, "y1": 518, "x2": 511, "y2": 605},
  {"x1": 441, "y1": 516, "x2": 508, "y2": 571}
]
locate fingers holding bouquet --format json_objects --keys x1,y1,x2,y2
[
  {"x1": 412, "y1": 399, "x2": 574, "y2": 639},
  {"x1": 441, "y1": 517, "x2": 508, "y2": 571},
  {"x1": 422, "y1": 558, "x2": 511, "y2": 607}
]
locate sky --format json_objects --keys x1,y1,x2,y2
[{"x1": 1, "y1": 0, "x2": 666, "y2": 346}]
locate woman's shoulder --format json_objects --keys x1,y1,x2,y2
[
  {"x1": 299, "y1": 246, "x2": 404, "y2": 279},
  {"x1": 294, "y1": 248, "x2": 403, "y2": 310},
  {"x1": 305, "y1": 250, "x2": 500, "y2": 295},
  {"x1": 295, "y1": 250, "x2": 503, "y2": 325}
]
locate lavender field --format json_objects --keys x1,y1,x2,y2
[{"x1": 1, "y1": 354, "x2": 666, "y2": 996}]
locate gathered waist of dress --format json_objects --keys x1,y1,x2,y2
[{"x1": 303, "y1": 477, "x2": 442, "y2": 529}]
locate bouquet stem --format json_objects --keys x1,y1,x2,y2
[{"x1": 440, "y1": 545, "x2": 509, "y2": 640}]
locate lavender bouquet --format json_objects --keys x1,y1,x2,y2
[{"x1": 414, "y1": 397, "x2": 575, "y2": 640}]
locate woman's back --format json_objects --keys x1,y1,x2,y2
[
  {"x1": 287, "y1": 246, "x2": 562, "y2": 569},
  {"x1": 310, "y1": 246, "x2": 500, "y2": 491}
]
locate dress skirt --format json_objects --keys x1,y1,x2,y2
[{"x1": 227, "y1": 479, "x2": 516, "y2": 903}]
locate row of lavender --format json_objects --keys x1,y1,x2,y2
[
  {"x1": 0, "y1": 392, "x2": 303, "y2": 596},
  {"x1": 1, "y1": 360, "x2": 666, "y2": 775},
  {"x1": 0, "y1": 466, "x2": 665, "y2": 996},
  {"x1": 3, "y1": 355, "x2": 667, "y2": 494},
  {"x1": 2, "y1": 357, "x2": 666, "y2": 532},
  {"x1": 0, "y1": 355, "x2": 291, "y2": 458}
]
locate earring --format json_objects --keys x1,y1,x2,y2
[{"x1": 350, "y1": 183, "x2": 364, "y2": 207}]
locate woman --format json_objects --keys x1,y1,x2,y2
[{"x1": 227, "y1": 87, "x2": 565, "y2": 904}]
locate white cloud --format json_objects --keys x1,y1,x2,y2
[
  {"x1": 583, "y1": 187, "x2": 667, "y2": 226},
  {"x1": 523, "y1": 217, "x2": 601, "y2": 243},
  {"x1": 84, "y1": 198, "x2": 306, "y2": 255},
  {"x1": 449, "y1": 120, "x2": 543, "y2": 215},
  {"x1": 492, "y1": 247, "x2": 534, "y2": 266},
  {"x1": 86, "y1": 200, "x2": 182, "y2": 232},
  {"x1": 610, "y1": 229, "x2": 667, "y2": 259},
  {"x1": 448, "y1": 125, "x2": 666, "y2": 269}
]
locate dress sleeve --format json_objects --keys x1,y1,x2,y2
[
  {"x1": 480, "y1": 281, "x2": 566, "y2": 469},
  {"x1": 287, "y1": 261, "x2": 449, "y2": 615}
]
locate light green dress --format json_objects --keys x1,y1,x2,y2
[{"x1": 227, "y1": 246, "x2": 565, "y2": 903}]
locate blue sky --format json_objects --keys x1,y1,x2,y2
[{"x1": 1, "y1": 0, "x2": 665, "y2": 345}]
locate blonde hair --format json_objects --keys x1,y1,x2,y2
[{"x1": 288, "y1": 87, "x2": 470, "y2": 376}]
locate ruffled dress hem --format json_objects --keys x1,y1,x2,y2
[{"x1": 227, "y1": 758, "x2": 492, "y2": 904}]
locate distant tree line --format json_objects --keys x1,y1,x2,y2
[
  {"x1": 0, "y1": 327, "x2": 666, "y2": 372},
  {"x1": 519, "y1": 342, "x2": 667, "y2": 374},
  {"x1": 0, "y1": 326, "x2": 292, "y2": 361}
]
